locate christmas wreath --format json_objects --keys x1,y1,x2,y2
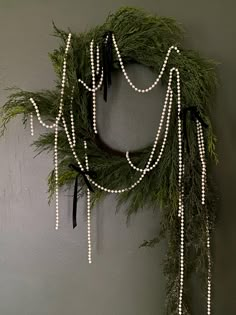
[{"x1": 0, "y1": 7, "x2": 218, "y2": 315}]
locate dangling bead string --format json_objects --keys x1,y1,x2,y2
[
  {"x1": 96, "y1": 45, "x2": 100, "y2": 75},
  {"x1": 177, "y1": 69, "x2": 183, "y2": 218},
  {"x1": 90, "y1": 40, "x2": 98, "y2": 134},
  {"x1": 126, "y1": 88, "x2": 173, "y2": 173},
  {"x1": 126, "y1": 88, "x2": 173, "y2": 172},
  {"x1": 78, "y1": 69, "x2": 104, "y2": 92},
  {"x1": 84, "y1": 141, "x2": 92, "y2": 264},
  {"x1": 196, "y1": 120, "x2": 211, "y2": 315},
  {"x1": 29, "y1": 33, "x2": 72, "y2": 230},
  {"x1": 61, "y1": 115, "x2": 85, "y2": 171},
  {"x1": 69, "y1": 86, "x2": 76, "y2": 147},
  {"x1": 126, "y1": 68, "x2": 181, "y2": 175},
  {"x1": 174, "y1": 66, "x2": 185, "y2": 315},
  {"x1": 30, "y1": 113, "x2": 34, "y2": 136},
  {"x1": 112, "y1": 33, "x2": 180, "y2": 93},
  {"x1": 126, "y1": 69, "x2": 176, "y2": 172},
  {"x1": 206, "y1": 215, "x2": 212, "y2": 315},
  {"x1": 29, "y1": 33, "x2": 72, "y2": 129},
  {"x1": 54, "y1": 122, "x2": 59, "y2": 230},
  {"x1": 77, "y1": 40, "x2": 104, "y2": 134},
  {"x1": 178, "y1": 164, "x2": 185, "y2": 315}
]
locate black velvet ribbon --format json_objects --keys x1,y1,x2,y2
[
  {"x1": 102, "y1": 31, "x2": 113, "y2": 102},
  {"x1": 69, "y1": 163, "x2": 96, "y2": 228},
  {"x1": 180, "y1": 106, "x2": 208, "y2": 153}
]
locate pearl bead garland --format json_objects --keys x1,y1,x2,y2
[
  {"x1": 196, "y1": 120, "x2": 212, "y2": 315},
  {"x1": 126, "y1": 68, "x2": 178, "y2": 173},
  {"x1": 30, "y1": 113, "x2": 34, "y2": 136},
  {"x1": 69, "y1": 86, "x2": 76, "y2": 147},
  {"x1": 84, "y1": 141, "x2": 92, "y2": 264},
  {"x1": 29, "y1": 32, "x2": 72, "y2": 230},
  {"x1": 77, "y1": 40, "x2": 104, "y2": 134},
  {"x1": 96, "y1": 45, "x2": 100, "y2": 75},
  {"x1": 112, "y1": 33, "x2": 180, "y2": 93}
]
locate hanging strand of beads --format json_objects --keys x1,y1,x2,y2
[
  {"x1": 96, "y1": 45, "x2": 100, "y2": 75},
  {"x1": 174, "y1": 67, "x2": 185, "y2": 315},
  {"x1": 30, "y1": 113, "x2": 34, "y2": 136},
  {"x1": 90, "y1": 40, "x2": 97, "y2": 134},
  {"x1": 69, "y1": 86, "x2": 76, "y2": 147},
  {"x1": 196, "y1": 120, "x2": 212, "y2": 315},
  {"x1": 29, "y1": 33, "x2": 72, "y2": 230},
  {"x1": 84, "y1": 140, "x2": 92, "y2": 264}
]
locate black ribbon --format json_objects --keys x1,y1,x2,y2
[
  {"x1": 180, "y1": 106, "x2": 208, "y2": 153},
  {"x1": 69, "y1": 163, "x2": 96, "y2": 228},
  {"x1": 102, "y1": 31, "x2": 113, "y2": 102}
]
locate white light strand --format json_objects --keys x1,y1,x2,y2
[
  {"x1": 30, "y1": 113, "x2": 34, "y2": 136},
  {"x1": 69, "y1": 86, "x2": 76, "y2": 147},
  {"x1": 84, "y1": 141, "x2": 92, "y2": 264}
]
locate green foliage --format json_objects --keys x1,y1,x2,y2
[{"x1": 0, "y1": 7, "x2": 218, "y2": 315}]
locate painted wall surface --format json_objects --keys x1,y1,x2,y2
[{"x1": 0, "y1": 1, "x2": 234, "y2": 314}]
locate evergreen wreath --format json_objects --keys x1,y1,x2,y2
[{"x1": 0, "y1": 7, "x2": 218, "y2": 315}]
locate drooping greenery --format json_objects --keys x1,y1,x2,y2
[{"x1": 0, "y1": 7, "x2": 218, "y2": 315}]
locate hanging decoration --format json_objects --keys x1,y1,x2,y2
[{"x1": 0, "y1": 7, "x2": 218, "y2": 315}]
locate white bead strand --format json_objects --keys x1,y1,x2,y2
[
  {"x1": 28, "y1": 33, "x2": 72, "y2": 230},
  {"x1": 206, "y1": 216, "x2": 212, "y2": 315},
  {"x1": 54, "y1": 123, "x2": 59, "y2": 230},
  {"x1": 196, "y1": 120, "x2": 212, "y2": 315},
  {"x1": 90, "y1": 40, "x2": 98, "y2": 134},
  {"x1": 30, "y1": 113, "x2": 34, "y2": 136},
  {"x1": 112, "y1": 33, "x2": 180, "y2": 93},
  {"x1": 61, "y1": 115, "x2": 85, "y2": 172},
  {"x1": 126, "y1": 87, "x2": 173, "y2": 172},
  {"x1": 176, "y1": 67, "x2": 183, "y2": 219},
  {"x1": 178, "y1": 164, "x2": 185, "y2": 315},
  {"x1": 78, "y1": 69, "x2": 104, "y2": 92},
  {"x1": 96, "y1": 45, "x2": 100, "y2": 75},
  {"x1": 29, "y1": 33, "x2": 72, "y2": 129},
  {"x1": 126, "y1": 67, "x2": 178, "y2": 173},
  {"x1": 69, "y1": 86, "x2": 76, "y2": 147},
  {"x1": 174, "y1": 65, "x2": 184, "y2": 315},
  {"x1": 84, "y1": 141, "x2": 92, "y2": 264},
  {"x1": 196, "y1": 121, "x2": 207, "y2": 205}
]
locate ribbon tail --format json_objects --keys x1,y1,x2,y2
[{"x1": 72, "y1": 175, "x2": 78, "y2": 228}]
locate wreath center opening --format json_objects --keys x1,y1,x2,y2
[{"x1": 96, "y1": 63, "x2": 166, "y2": 152}]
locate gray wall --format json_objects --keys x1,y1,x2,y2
[{"x1": 0, "y1": 1, "x2": 234, "y2": 315}]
